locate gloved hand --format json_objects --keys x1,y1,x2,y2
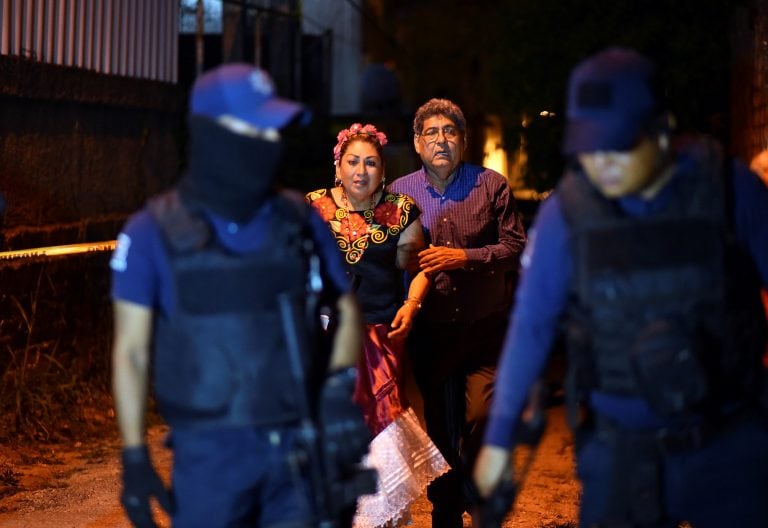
[
  {"x1": 120, "y1": 446, "x2": 173, "y2": 528},
  {"x1": 319, "y1": 367, "x2": 371, "y2": 474},
  {"x1": 471, "y1": 475, "x2": 518, "y2": 528}
]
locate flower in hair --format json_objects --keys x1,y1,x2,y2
[{"x1": 333, "y1": 123, "x2": 388, "y2": 163}]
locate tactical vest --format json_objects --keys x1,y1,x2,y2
[
  {"x1": 559, "y1": 139, "x2": 767, "y2": 417},
  {"x1": 147, "y1": 189, "x2": 313, "y2": 429}
]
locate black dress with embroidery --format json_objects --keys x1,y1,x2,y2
[
  {"x1": 305, "y1": 189, "x2": 421, "y2": 324},
  {"x1": 306, "y1": 187, "x2": 449, "y2": 528}
]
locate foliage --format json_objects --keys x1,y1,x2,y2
[
  {"x1": 0, "y1": 463, "x2": 20, "y2": 499},
  {"x1": 0, "y1": 255, "x2": 115, "y2": 444}
]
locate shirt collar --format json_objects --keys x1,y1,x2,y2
[{"x1": 421, "y1": 163, "x2": 463, "y2": 191}]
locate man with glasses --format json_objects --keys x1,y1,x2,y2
[{"x1": 388, "y1": 98, "x2": 527, "y2": 527}]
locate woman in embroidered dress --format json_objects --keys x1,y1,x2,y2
[{"x1": 306, "y1": 123, "x2": 448, "y2": 527}]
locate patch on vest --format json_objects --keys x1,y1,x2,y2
[{"x1": 110, "y1": 233, "x2": 131, "y2": 272}]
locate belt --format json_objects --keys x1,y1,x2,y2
[
  {"x1": 595, "y1": 406, "x2": 757, "y2": 452},
  {"x1": 594, "y1": 415, "x2": 714, "y2": 452},
  {"x1": 653, "y1": 422, "x2": 713, "y2": 451}
]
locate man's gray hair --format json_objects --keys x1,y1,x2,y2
[{"x1": 413, "y1": 98, "x2": 467, "y2": 135}]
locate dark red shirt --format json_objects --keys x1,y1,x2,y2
[{"x1": 388, "y1": 163, "x2": 527, "y2": 323}]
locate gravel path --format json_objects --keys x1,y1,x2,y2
[{"x1": 0, "y1": 407, "x2": 578, "y2": 527}]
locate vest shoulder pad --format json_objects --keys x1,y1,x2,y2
[
  {"x1": 274, "y1": 189, "x2": 312, "y2": 223},
  {"x1": 147, "y1": 189, "x2": 211, "y2": 252},
  {"x1": 557, "y1": 169, "x2": 617, "y2": 228}
]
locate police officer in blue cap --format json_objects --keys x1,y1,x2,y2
[
  {"x1": 111, "y1": 63, "x2": 370, "y2": 528},
  {"x1": 474, "y1": 47, "x2": 768, "y2": 527}
]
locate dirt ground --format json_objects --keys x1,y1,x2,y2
[{"x1": 0, "y1": 405, "x2": 579, "y2": 528}]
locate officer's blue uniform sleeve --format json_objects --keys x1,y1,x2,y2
[
  {"x1": 732, "y1": 161, "x2": 768, "y2": 287},
  {"x1": 110, "y1": 210, "x2": 164, "y2": 308},
  {"x1": 306, "y1": 208, "x2": 352, "y2": 295},
  {"x1": 484, "y1": 194, "x2": 572, "y2": 448}
]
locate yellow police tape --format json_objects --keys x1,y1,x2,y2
[{"x1": 0, "y1": 241, "x2": 117, "y2": 261}]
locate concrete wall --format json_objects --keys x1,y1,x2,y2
[
  {"x1": 0, "y1": 55, "x2": 184, "y2": 249},
  {"x1": 302, "y1": 0, "x2": 361, "y2": 115}
]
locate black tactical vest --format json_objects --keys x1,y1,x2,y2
[
  {"x1": 559, "y1": 139, "x2": 766, "y2": 417},
  {"x1": 148, "y1": 189, "x2": 313, "y2": 429}
]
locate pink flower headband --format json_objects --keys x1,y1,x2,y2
[{"x1": 333, "y1": 123, "x2": 388, "y2": 164}]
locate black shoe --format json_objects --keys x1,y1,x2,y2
[{"x1": 431, "y1": 509, "x2": 464, "y2": 528}]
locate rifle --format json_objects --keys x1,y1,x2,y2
[{"x1": 278, "y1": 236, "x2": 376, "y2": 527}]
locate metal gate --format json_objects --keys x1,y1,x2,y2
[{"x1": 0, "y1": 0, "x2": 178, "y2": 82}]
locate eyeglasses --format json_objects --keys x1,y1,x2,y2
[{"x1": 418, "y1": 125, "x2": 461, "y2": 143}]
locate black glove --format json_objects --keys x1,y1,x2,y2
[
  {"x1": 120, "y1": 446, "x2": 173, "y2": 528},
  {"x1": 471, "y1": 475, "x2": 518, "y2": 528},
  {"x1": 319, "y1": 367, "x2": 371, "y2": 473}
]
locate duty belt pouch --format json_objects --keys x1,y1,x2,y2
[
  {"x1": 629, "y1": 319, "x2": 708, "y2": 416},
  {"x1": 604, "y1": 431, "x2": 664, "y2": 527}
]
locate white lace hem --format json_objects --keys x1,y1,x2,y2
[{"x1": 353, "y1": 407, "x2": 450, "y2": 528}]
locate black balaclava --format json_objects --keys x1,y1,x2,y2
[{"x1": 179, "y1": 115, "x2": 283, "y2": 223}]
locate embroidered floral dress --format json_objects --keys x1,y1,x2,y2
[{"x1": 307, "y1": 189, "x2": 449, "y2": 528}]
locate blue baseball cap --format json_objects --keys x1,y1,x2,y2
[
  {"x1": 563, "y1": 48, "x2": 658, "y2": 154},
  {"x1": 190, "y1": 63, "x2": 305, "y2": 130}
]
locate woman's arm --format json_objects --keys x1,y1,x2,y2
[
  {"x1": 388, "y1": 269, "x2": 431, "y2": 341},
  {"x1": 388, "y1": 217, "x2": 430, "y2": 340},
  {"x1": 395, "y1": 218, "x2": 426, "y2": 274}
]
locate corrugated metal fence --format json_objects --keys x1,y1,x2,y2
[{"x1": 0, "y1": 0, "x2": 178, "y2": 83}]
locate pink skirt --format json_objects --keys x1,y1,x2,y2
[
  {"x1": 352, "y1": 324, "x2": 449, "y2": 527},
  {"x1": 353, "y1": 324, "x2": 408, "y2": 436}
]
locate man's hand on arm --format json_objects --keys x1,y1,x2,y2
[{"x1": 418, "y1": 244, "x2": 468, "y2": 274}]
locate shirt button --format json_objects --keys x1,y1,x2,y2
[
  {"x1": 452, "y1": 287, "x2": 458, "y2": 292},
  {"x1": 455, "y1": 308, "x2": 460, "y2": 312},
  {"x1": 227, "y1": 222, "x2": 239, "y2": 234},
  {"x1": 446, "y1": 241, "x2": 451, "y2": 246},
  {"x1": 442, "y1": 218, "x2": 448, "y2": 222}
]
